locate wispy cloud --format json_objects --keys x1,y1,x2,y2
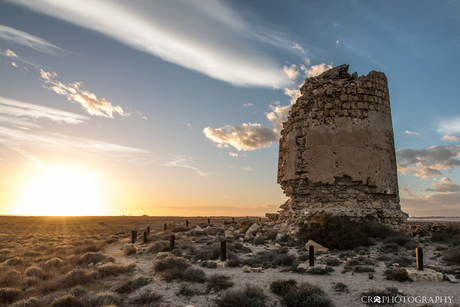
[
  {"x1": 160, "y1": 155, "x2": 210, "y2": 176},
  {"x1": 440, "y1": 116, "x2": 460, "y2": 133},
  {"x1": 9, "y1": 0, "x2": 292, "y2": 87},
  {"x1": 5, "y1": 49, "x2": 17, "y2": 57},
  {"x1": 228, "y1": 152, "x2": 238, "y2": 157},
  {"x1": 11, "y1": 62, "x2": 17, "y2": 67},
  {"x1": 183, "y1": 122, "x2": 192, "y2": 129},
  {"x1": 243, "y1": 103, "x2": 253, "y2": 107},
  {"x1": 441, "y1": 132, "x2": 459, "y2": 142},
  {"x1": 0, "y1": 96, "x2": 87, "y2": 125},
  {"x1": 0, "y1": 24, "x2": 65, "y2": 55},
  {"x1": 405, "y1": 130, "x2": 420, "y2": 136},
  {"x1": 39, "y1": 69, "x2": 127, "y2": 118},
  {"x1": 336, "y1": 40, "x2": 340, "y2": 46},
  {"x1": 292, "y1": 43, "x2": 305, "y2": 53}
]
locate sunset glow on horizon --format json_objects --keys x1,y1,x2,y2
[{"x1": 13, "y1": 171, "x2": 105, "y2": 216}]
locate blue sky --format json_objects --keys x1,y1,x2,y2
[{"x1": 0, "y1": 0, "x2": 459, "y2": 216}]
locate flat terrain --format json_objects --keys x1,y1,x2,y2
[{"x1": 0, "y1": 216, "x2": 459, "y2": 307}]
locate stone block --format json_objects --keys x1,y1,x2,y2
[{"x1": 406, "y1": 268, "x2": 443, "y2": 282}]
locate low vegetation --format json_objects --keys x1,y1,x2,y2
[
  {"x1": 297, "y1": 212, "x2": 394, "y2": 250},
  {"x1": 213, "y1": 284, "x2": 266, "y2": 307}
]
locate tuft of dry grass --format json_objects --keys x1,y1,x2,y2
[
  {"x1": 123, "y1": 245, "x2": 137, "y2": 256},
  {"x1": 0, "y1": 287, "x2": 23, "y2": 304},
  {"x1": 97, "y1": 263, "x2": 136, "y2": 277},
  {"x1": 205, "y1": 274, "x2": 234, "y2": 293}
]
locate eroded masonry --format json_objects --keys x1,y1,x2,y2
[{"x1": 276, "y1": 64, "x2": 408, "y2": 231}]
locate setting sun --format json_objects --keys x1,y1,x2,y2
[{"x1": 15, "y1": 171, "x2": 104, "y2": 216}]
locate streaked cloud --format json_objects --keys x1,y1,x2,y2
[
  {"x1": 397, "y1": 145, "x2": 460, "y2": 180},
  {"x1": 399, "y1": 187, "x2": 413, "y2": 197},
  {"x1": 0, "y1": 24, "x2": 65, "y2": 55},
  {"x1": 283, "y1": 64, "x2": 300, "y2": 80},
  {"x1": 39, "y1": 69, "x2": 127, "y2": 118},
  {"x1": 204, "y1": 123, "x2": 278, "y2": 151},
  {"x1": 405, "y1": 130, "x2": 420, "y2": 136},
  {"x1": 9, "y1": 0, "x2": 292, "y2": 87},
  {"x1": 160, "y1": 155, "x2": 210, "y2": 176},
  {"x1": 440, "y1": 116, "x2": 460, "y2": 133},
  {"x1": 0, "y1": 96, "x2": 87, "y2": 125},
  {"x1": 0, "y1": 125, "x2": 149, "y2": 156},
  {"x1": 441, "y1": 132, "x2": 459, "y2": 142},
  {"x1": 425, "y1": 183, "x2": 460, "y2": 193},
  {"x1": 5, "y1": 49, "x2": 17, "y2": 57},
  {"x1": 300, "y1": 62, "x2": 334, "y2": 78}
]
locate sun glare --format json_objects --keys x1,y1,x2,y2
[{"x1": 15, "y1": 171, "x2": 104, "y2": 216}]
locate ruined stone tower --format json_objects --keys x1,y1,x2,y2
[{"x1": 277, "y1": 64, "x2": 408, "y2": 231}]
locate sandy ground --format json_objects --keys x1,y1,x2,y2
[{"x1": 105, "y1": 233, "x2": 460, "y2": 307}]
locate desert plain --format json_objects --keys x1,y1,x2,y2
[{"x1": 0, "y1": 215, "x2": 459, "y2": 307}]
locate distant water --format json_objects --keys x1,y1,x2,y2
[{"x1": 408, "y1": 217, "x2": 460, "y2": 222}]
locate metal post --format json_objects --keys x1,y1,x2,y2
[
  {"x1": 170, "y1": 235, "x2": 175, "y2": 251},
  {"x1": 186, "y1": 220, "x2": 189, "y2": 227},
  {"x1": 416, "y1": 248, "x2": 423, "y2": 270},
  {"x1": 221, "y1": 240, "x2": 227, "y2": 261},
  {"x1": 143, "y1": 231, "x2": 148, "y2": 244},
  {"x1": 164, "y1": 223, "x2": 167, "y2": 231},
  {"x1": 131, "y1": 230, "x2": 136, "y2": 244},
  {"x1": 309, "y1": 245, "x2": 314, "y2": 267},
  {"x1": 208, "y1": 218, "x2": 210, "y2": 224},
  {"x1": 147, "y1": 226, "x2": 150, "y2": 234}
]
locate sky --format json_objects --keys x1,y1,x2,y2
[{"x1": 0, "y1": 0, "x2": 459, "y2": 217}]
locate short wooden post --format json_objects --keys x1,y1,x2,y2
[
  {"x1": 208, "y1": 218, "x2": 210, "y2": 224},
  {"x1": 221, "y1": 240, "x2": 227, "y2": 261},
  {"x1": 147, "y1": 226, "x2": 150, "y2": 234},
  {"x1": 416, "y1": 247, "x2": 423, "y2": 270},
  {"x1": 170, "y1": 235, "x2": 175, "y2": 251},
  {"x1": 186, "y1": 220, "x2": 189, "y2": 227},
  {"x1": 143, "y1": 231, "x2": 148, "y2": 244},
  {"x1": 131, "y1": 230, "x2": 136, "y2": 244},
  {"x1": 232, "y1": 217, "x2": 234, "y2": 222},
  {"x1": 309, "y1": 245, "x2": 314, "y2": 267},
  {"x1": 164, "y1": 223, "x2": 167, "y2": 231},
  {"x1": 258, "y1": 217, "x2": 262, "y2": 224}
]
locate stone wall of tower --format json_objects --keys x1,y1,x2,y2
[{"x1": 277, "y1": 64, "x2": 408, "y2": 231}]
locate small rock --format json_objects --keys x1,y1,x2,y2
[
  {"x1": 252, "y1": 267, "x2": 263, "y2": 273},
  {"x1": 244, "y1": 232, "x2": 254, "y2": 241},
  {"x1": 246, "y1": 223, "x2": 260, "y2": 234},
  {"x1": 305, "y1": 240, "x2": 329, "y2": 254},
  {"x1": 275, "y1": 243, "x2": 281, "y2": 247},
  {"x1": 243, "y1": 265, "x2": 252, "y2": 273},
  {"x1": 445, "y1": 274, "x2": 459, "y2": 283},
  {"x1": 392, "y1": 263, "x2": 400, "y2": 267}
]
